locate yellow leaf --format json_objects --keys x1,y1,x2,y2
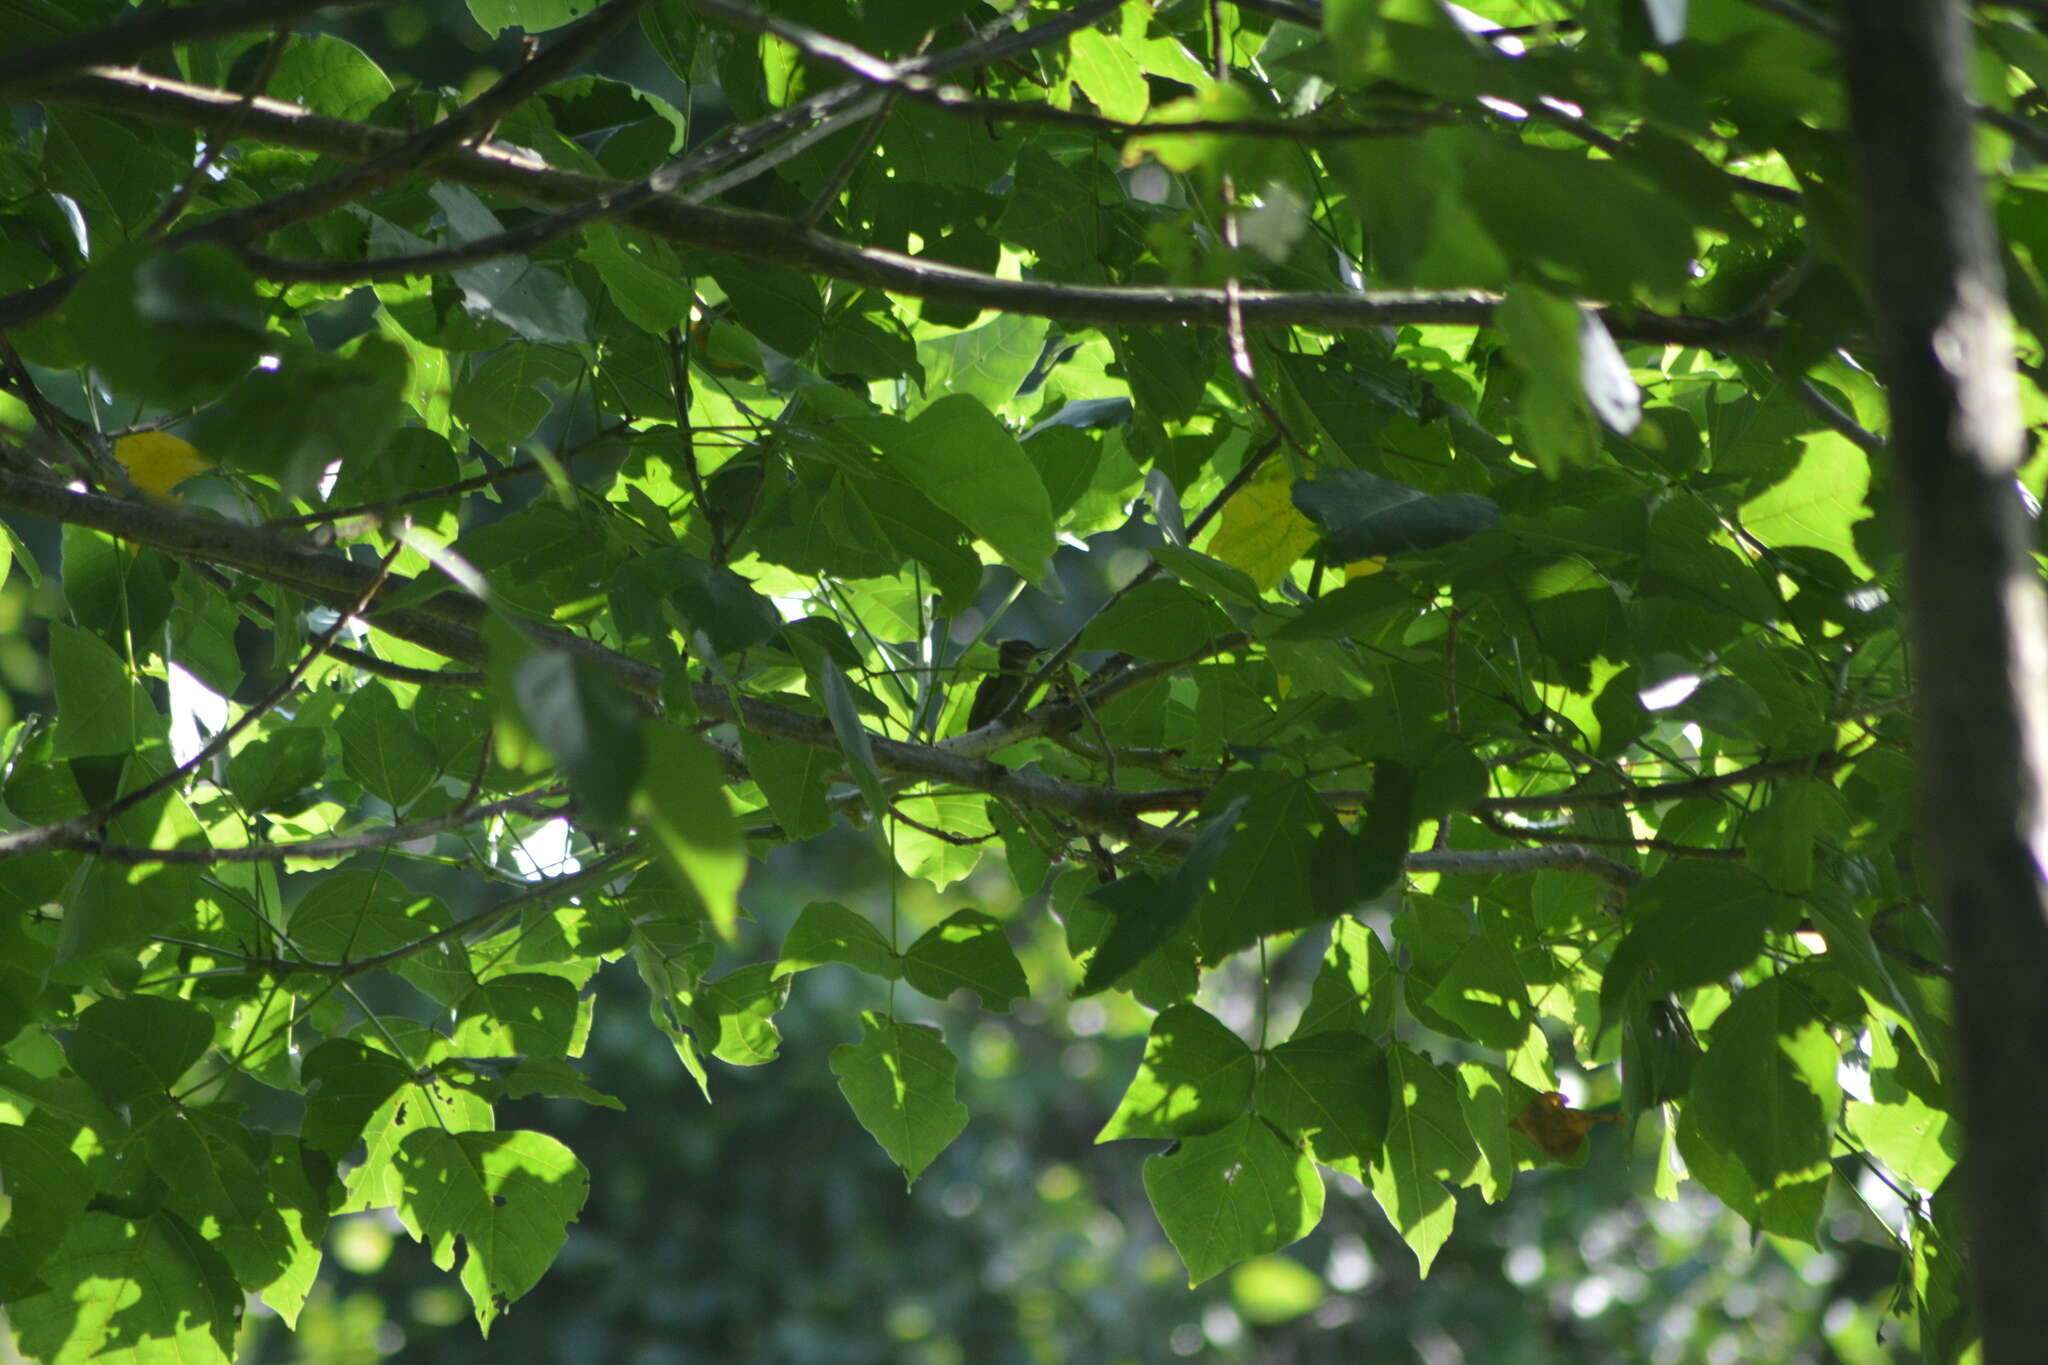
[
  {"x1": 1206, "y1": 461, "x2": 1316, "y2": 592},
  {"x1": 1346, "y1": 558, "x2": 1388, "y2": 579},
  {"x1": 114, "y1": 432, "x2": 213, "y2": 503}
]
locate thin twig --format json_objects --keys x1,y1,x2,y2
[
  {"x1": 143, "y1": 26, "x2": 291, "y2": 240},
  {"x1": 1792, "y1": 375, "x2": 1886, "y2": 453},
  {"x1": 1477, "y1": 808, "x2": 1744, "y2": 859},
  {"x1": 887, "y1": 802, "x2": 998, "y2": 845},
  {"x1": 326, "y1": 644, "x2": 484, "y2": 688},
  {"x1": 1526, "y1": 101, "x2": 1802, "y2": 207},
  {"x1": 208, "y1": 848, "x2": 636, "y2": 979},
  {"x1": 268, "y1": 421, "x2": 633, "y2": 529},
  {"x1": 2, "y1": 73, "x2": 1787, "y2": 350},
  {"x1": 665, "y1": 327, "x2": 718, "y2": 563},
  {"x1": 1739, "y1": 0, "x2": 1839, "y2": 39},
  {"x1": 799, "y1": 90, "x2": 901, "y2": 229},
  {"x1": 0, "y1": 539, "x2": 407, "y2": 860},
  {"x1": 77, "y1": 791, "x2": 566, "y2": 865},
  {"x1": 180, "y1": 0, "x2": 650, "y2": 248},
  {"x1": 1004, "y1": 436, "x2": 1283, "y2": 725},
  {"x1": 1471, "y1": 750, "x2": 1848, "y2": 813}
]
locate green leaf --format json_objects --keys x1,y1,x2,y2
[
  {"x1": 1498, "y1": 283, "x2": 1602, "y2": 476},
  {"x1": 581, "y1": 225, "x2": 693, "y2": 337},
  {"x1": 287, "y1": 870, "x2": 460, "y2": 984},
  {"x1": 393, "y1": 1128, "x2": 590, "y2": 1336},
  {"x1": 195, "y1": 336, "x2": 411, "y2": 497},
  {"x1": 1079, "y1": 580, "x2": 1236, "y2": 660},
  {"x1": 1067, "y1": 27, "x2": 1149, "y2": 121},
  {"x1": 902, "y1": 909, "x2": 1028, "y2": 1011},
  {"x1": 739, "y1": 729, "x2": 834, "y2": 841},
  {"x1": 66, "y1": 994, "x2": 214, "y2": 1117},
  {"x1": 1599, "y1": 864, "x2": 1780, "y2": 1034},
  {"x1": 145, "y1": 1116, "x2": 331, "y2": 1321},
  {"x1": 301, "y1": 1037, "x2": 416, "y2": 1159},
  {"x1": 1675, "y1": 1107, "x2": 1828, "y2": 1244},
  {"x1": 449, "y1": 973, "x2": 581, "y2": 1058},
  {"x1": 1292, "y1": 470, "x2": 1500, "y2": 561},
  {"x1": 1370, "y1": 1044, "x2": 1480, "y2": 1276},
  {"x1": 225, "y1": 727, "x2": 327, "y2": 814},
  {"x1": 830, "y1": 1012, "x2": 970, "y2": 1185},
  {"x1": 872, "y1": 394, "x2": 1056, "y2": 583},
  {"x1": 1422, "y1": 932, "x2": 1536, "y2": 1051},
  {"x1": 776, "y1": 901, "x2": 901, "y2": 980},
  {"x1": 0, "y1": 1123, "x2": 92, "y2": 1300},
  {"x1": 341, "y1": 1064, "x2": 495, "y2": 1215},
  {"x1": 1294, "y1": 917, "x2": 1396, "y2": 1040},
  {"x1": 1256, "y1": 1032, "x2": 1390, "y2": 1176},
  {"x1": 1741, "y1": 428, "x2": 1873, "y2": 575},
  {"x1": 1308, "y1": 762, "x2": 1415, "y2": 919},
  {"x1": 1265, "y1": 574, "x2": 1417, "y2": 642},
  {"x1": 467, "y1": 0, "x2": 593, "y2": 33},
  {"x1": 67, "y1": 243, "x2": 266, "y2": 406},
  {"x1": 1153, "y1": 545, "x2": 1264, "y2": 608},
  {"x1": 628, "y1": 921, "x2": 715, "y2": 1099},
  {"x1": 512, "y1": 653, "x2": 644, "y2": 827},
  {"x1": 48, "y1": 620, "x2": 161, "y2": 760},
  {"x1": 705, "y1": 255, "x2": 822, "y2": 357},
  {"x1": 1460, "y1": 136, "x2": 1698, "y2": 298},
  {"x1": 477, "y1": 1056, "x2": 625, "y2": 1111},
  {"x1": 916, "y1": 313, "x2": 1047, "y2": 413},
  {"x1": 1745, "y1": 779, "x2": 1831, "y2": 892},
  {"x1": 691, "y1": 962, "x2": 789, "y2": 1066},
  {"x1": 452, "y1": 347, "x2": 583, "y2": 453},
  {"x1": 635, "y1": 725, "x2": 746, "y2": 940},
  {"x1": 1455, "y1": 1062, "x2": 1518, "y2": 1203},
  {"x1": 995, "y1": 148, "x2": 1110, "y2": 269},
  {"x1": 432, "y1": 185, "x2": 589, "y2": 343},
  {"x1": 1622, "y1": 998, "x2": 1700, "y2": 1113},
  {"x1": 1191, "y1": 776, "x2": 1332, "y2": 962},
  {"x1": 1114, "y1": 328, "x2": 1212, "y2": 425},
  {"x1": 1099, "y1": 1004, "x2": 1256, "y2": 1141},
  {"x1": 1845, "y1": 1095, "x2": 1957, "y2": 1193},
  {"x1": 1331, "y1": 132, "x2": 1507, "y2": 288},
  {"x1": 1143, "y1": 1115, "x2": 1325, "y2": 1286},
  {"x1": 789, "y1": 633, "x2": 888, "y2": 828},
  {"x1": 9, "y1": 1212, "x2": 242, "y2": 1365},
  {"x1": 1078, "y1": 797, "x2": 1243, "y2": 995},
  {"x1": 51, "y1": 855, "x2": 201, "y2": 975},
  {"x1": 664, "y1": 556, "x2": 784, "y2": 657},
  {"x1": 336, "y1": 680, "x2": 440, "y2": 809},
  {"x1": 268, "y1": 32, "x2": 393, "y2": 120},
  {"x1": 1691, "y1": 977, "x2": 1842, "y2": 1191}
]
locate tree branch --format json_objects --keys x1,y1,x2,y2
[
  {"x1": 0, "y1": 469, "x2": 1651, "y2": 892},
  {"x1": 15, "y1": 68, "x2": 1778, "y2": 351},
  {"x1": 1473, "y1": 751, "x2": 1849, "y2": 813},
  {"x1": 44, "y1": 792, "x2": 566, "y2": 866},
  {"x1": 175, "y1": 0, "x2": 650, "y2": 247}
]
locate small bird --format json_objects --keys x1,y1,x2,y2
[
  {"x1": 965, "y1": 638, "x2": 1045, "y2": 732},
  {"x1": 1509, "y1": 1091, "x2": 1622, "y2": 1161}
]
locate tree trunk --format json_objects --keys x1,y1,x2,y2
[{"x1": 1844, "y1": 3, "x2": 2048, "y2": 1357}]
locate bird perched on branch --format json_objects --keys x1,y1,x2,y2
[{"x1": 966, "y1": 638, "x2": 1045, "y2": 731}]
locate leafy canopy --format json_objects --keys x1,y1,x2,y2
[{"x1": 0, "y1": 0, "x2": 2007, "y2": 1359}]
